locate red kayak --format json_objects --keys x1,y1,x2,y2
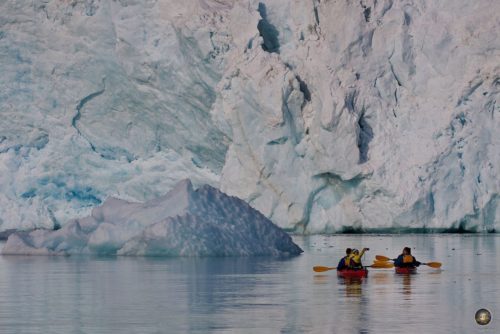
[
  {"x1": 395, "y1": 267, "x2": 417, "y2": 274},
  {"x1": 337, "y1": 269, "x2": 368, "y2": 278}
]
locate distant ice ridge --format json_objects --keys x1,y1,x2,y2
[
  {"x1": 1, "y1": 180, "x2": 303, "y2": 256},
  {"x1": 0, "y1": 0, "x2": 499, "y2": 233}
]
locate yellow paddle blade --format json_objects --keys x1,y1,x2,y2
[
  {"x1": 313, "y1": 266, "x2": 336, "y2": 272},
  {"x1": 375, "y1": 255, "x2": 392, "y2": 261},
  {"x1": 370, "y1": 262, "x2": 394, "y2": 268},
  {"x1": 424, "y1": 262, "x2": 442, "y2": 268}
]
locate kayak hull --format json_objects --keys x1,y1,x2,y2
[
  {"x1": 395, "y1": 267, "x2": 417, "y2": 274},
  {"x1": 337, "y1": 269, "x2": 368, "y2": 278}
]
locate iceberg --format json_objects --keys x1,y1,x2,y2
[{"x1": 1, "y1": 180, "x2": 303, "y2": 256}]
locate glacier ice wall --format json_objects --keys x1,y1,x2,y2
[
  {"x1": 0, "y1": 0, "x2": 499, "y2": 233},
  {"x1": 0, "y1": 0, "x2": 230, "y2": 229},
  {"x1": 216, "y1": 0, "x2": 500, "y2": 233}
]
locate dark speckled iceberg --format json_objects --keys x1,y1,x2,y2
[{"x1": 2, "y1": 180, "x2": 303, "y2": 257}]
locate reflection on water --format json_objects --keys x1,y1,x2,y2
[
  {"x1": 312, "y1": 274, "x2": 330, "y2": 285},
  {"x1": 371, "y1": 272, "x2": 390, "y2": 285},
  {"x1": 401, "y1": 273, "x2": 413, "y2": 297},
  {"x1": 0, "y1": 235, "x2": 498, "y2": 333},
  {"x1": 340, "y1": 277, "x2": 364, "y2": 298}
]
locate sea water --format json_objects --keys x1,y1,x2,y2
[{"x1": 0, "y1": 234, "x2": 498, "y2": 333}]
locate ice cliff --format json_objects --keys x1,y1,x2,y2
[
  {"x1": 0, "y1": 0, "x2": 499, "y2": 233},
  {"x1": 2, "y1": 179, "x2": 303, "y2": 256}
]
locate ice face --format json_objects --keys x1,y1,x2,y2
[
  {"x1": 2, "y1": 180, "x2": 303, "y2": 256},
  {"x1": 0, "y1": 0, "x2": 499, "y2": 233},
  {"x1": 216, "y1": 0, "x2": 500, "y2": 233},
  {"x1": 0, "y1": 1, "x2": 228, "y2": 230}
]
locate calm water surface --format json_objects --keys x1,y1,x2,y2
[{"x1": 0, "y1": 234, "x2": 498, "y2": 333}]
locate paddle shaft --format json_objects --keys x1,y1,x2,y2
[
  {"x1": 313, "y1": 263, "x2": 392, "y2": 272},
  {"x1": 375, "y1": 255, "x2": 441, "y2": 268}
]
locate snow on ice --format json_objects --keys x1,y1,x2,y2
[{"x1": 0, "y1": 0, "x2": 498, "y2": 233}]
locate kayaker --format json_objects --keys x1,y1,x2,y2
[
  {"x1": 349, "y1": 248, "x2": 369, "y2": 269},
  {"x1": 336, "y1": 248, "x2": 352, "y2": 270},
  {"x1": 394, "y1": 247, "x2": 421, "y2": 268}
]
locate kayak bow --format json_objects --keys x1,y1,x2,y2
[
  {"x1": 337, "y1": 268, "x2": 368, "y2": 278},
  {"x1": 395, "y1": 267, "x2": 417, "y2": 274}
]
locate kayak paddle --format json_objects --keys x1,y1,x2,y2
[
  {"x1": 375, "y1": 255, "x2": 392, "y2": 261},
  {"x1": 313, "y1": 262, "x2": 393, "y2": 272},
  {"x1": 420, "y1": 262, "x2": 442, "y2": 268},
  {"x1": 313, "y1": 266, "x2": 337, "y2": 272},
  {"x1": 370, "y1": 262, "x2": 394, "y2": 268},
  {"x1": 375, "y1": 254, "x2": 442, "y2": 268}
]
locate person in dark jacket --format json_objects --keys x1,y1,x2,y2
[
  {"x1": 337, "y1": 248, "x2": 352, "y2": 270},
  {"x1": 394, "y1": 247, "x2": 421, "y2": 268}
]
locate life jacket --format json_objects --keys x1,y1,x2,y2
[
  {"x1": 349, "y1": 254, "x2": 363, "y2": 268},
  {"x1": 403, "y1": 255, "x2": 414, "y2": 263}
]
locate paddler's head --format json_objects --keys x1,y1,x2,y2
[
  {"x1": 346, "y1": 248, "x2": 352, "y2": 255},
  {"x1": 403, "y1": 247, "x2": 411, "y2": 255}
]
